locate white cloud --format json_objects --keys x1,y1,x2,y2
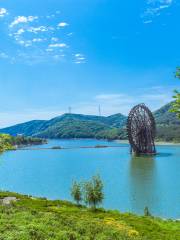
[
  {"x1": 27, "y1": 26, "x2": 50, "y2": 33},
  {"x1": 142, "y1": 0, "x2": 174, "y2": 22},
  {"x1": 58, "y1": 22, "x2": 69, "y2": 27},
  {"x1": 0, "y1": 8, "x2": 8, "y2": 17},
  {"x1": 32, "y1": 38, "x2": 44, "y2": 42},
  {"x1": 143, "y1": 20, "x2": 153, "y2": 24},
  {"x1": 9, "y1": 16, "x2": 38, "y2": 28},
  {"x1": 67, "y1": 32, "x2": 73, "y2": 36},
  {"x1": 49, "y1": 43, "x2": 67, "y2": 48},
  {"x1": 74, "y1": 53, "x2": 86, "y2": 64},
  {"x1": 1, "y1": 11, "x2": 85, "y2": 64},
  {"x1": 18, "y1": 40, "x2": 32, "y2": 47},
  {"x1": 0, "y1": 52, "x2": 9, "y2": 59},
  {"x1": 15, "y1": 28, "x2": 25, "y2": 35},
  {"x1": 46, "y1": 48, "x2": 53, "y2": 52},
  {"x1": 51, "y1": 37, "x2": 59, "y2": 42},
  {"x1": 76, "y1": 87, "x2": 174, "y2": 116}
]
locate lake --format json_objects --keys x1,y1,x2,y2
[{"x1": 0, "y1": 139, "x2": 179, "y2": 219}]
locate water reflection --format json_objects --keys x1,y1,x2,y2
[
  {"x1": 156, "y1": 152, "x2": 173, "y2": 158},
  {"x1": 129, "y1": 155, "x2": 159, "y2": 215},
  {"x1": 0, "y1": 153, "x2": 4, "y2": 166}
]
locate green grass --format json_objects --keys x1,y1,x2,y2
[{"x1": 0, "y1": 191, "x2": 179, "y2": 240}]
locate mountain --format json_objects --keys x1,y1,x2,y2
[
  {"x1": 0, "y1": 120, "x2": 46, "y2": 136},
  {"x1": 0, "y1": 103, "x2": 179, "y2": 141},
  {"x1": 0, "y1": 113, "x2": 127, "y2": 140},
  {"x1": 154, "y1": 102, "x2": 180, "y2": 142},
  {"x1": 154, "y1": 102, "x2": 180, "y2": 126}
]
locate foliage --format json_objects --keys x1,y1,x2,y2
[
  {"x1": 171, "y1": 90, "x2": 180, "y2": 118},
  {"x1": 11, "y1": 135, "x2": 46, "y2": 146},
  {"x1": 175, "y1": 66, "x2": 180, "y2": 78},
  {"x1": 156, "y1": 125, "x2": 180, "y2": 142},
  {"x1": 71, "y1": 175, "x2": 104, "y2": 210},
  {"x1": 0, "y1": 191, "x2": 179, "y2": 240},
  {"x1": 144, "y1": 207, "x2": 151, "y2": 217},
  {"x1": 154, "y1": 102, "x2": 180, "y2": 142},
  {"x1": 154, "y1": 102, "x2": 180, "y2": 125},
  {"x1": 0, "y1": 134, "x2": 15, "y2": 152},
  {"x1": 83, "y1": 175, "x2": 104, "y2": 209},
  {"x1": 71, "y1": 181, "x2": 82, "y2": 205},
  {"x1": 0, "y1": 133, "x2": 45, "y2": 152},
  {"x1": 170, "y1": 67, "x2": 180, "y2": 118}
]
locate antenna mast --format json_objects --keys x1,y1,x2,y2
[{"x1": 98, "y1": 105, "x2": 101, "y2": 116}]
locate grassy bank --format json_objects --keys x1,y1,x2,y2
[{"x1": 0, "y1": 191, "x2": 179, "y2": 240}]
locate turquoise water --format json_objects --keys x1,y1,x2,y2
[{"x1": 0, "y1": 139, "x2": 179, "y2": 219}]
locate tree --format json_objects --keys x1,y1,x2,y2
[
  {"x1": 171, "y1": 67, "x2": 180, "y2": 118},
  {"x1": 83, "y1": 175, "x2": 104, "y2": 210},
  {"x1": 175, "y1": 67, "x2": 180, "y2": 78},
  {"x1": 144, "y1": 206, "x2": 151, "y2": 217},
  {"x1": 71, "y1": 181, "x2": 82, "y2": 205}
]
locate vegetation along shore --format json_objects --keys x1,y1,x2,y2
[
  {"x1": 0, "y1": 134, "x2": 46, "y2": 152},
  {"x1": 0, "y1": 190, "x2": 179, "y2": 240}
]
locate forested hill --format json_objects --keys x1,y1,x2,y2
[
  {"x1": 154, "y1": 102, "x2": 180, "y2": 125},
  {"x1": 154, "y1": 102, "x2": 180, "y2": 142},
  {"x1": 0, "y1": 113, "x2": 127, "y2": 140},
  {"x1": 0, "y1": 102, "x2": 179, "y2": 141}
]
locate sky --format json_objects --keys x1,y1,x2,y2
[{"x1": 0, "y1": 0, "x2": 180, "y2": 127}]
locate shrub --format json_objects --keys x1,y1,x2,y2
[
  {"x1": 144, "y1": 206, "x2": 151, "y2": 217},
  {"x1": 71, "y1": 181, "x2": 82, "y2": 205},
  {"x1": 83, "y1": 175, "x2": 104, "y2": 210}
]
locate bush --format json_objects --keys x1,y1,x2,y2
[
  {"x1": 71, "y1": 181, "x2": 82, "y2": 205},
  {"x1": 70, "y1": 175, "x2": 104, "y2": 210},
  {"x1": 144, "y1": 206, "x2": 151, "y2": 217},
  {"x1": 83, "y1": 175, "x2": 104, "y2": 210}
]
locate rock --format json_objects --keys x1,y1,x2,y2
[{"x1": 0, "y1": 197, "x2": 17, "y2": 206}]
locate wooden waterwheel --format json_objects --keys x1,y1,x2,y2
[{"x1": 127, "y1": 104, "x2": 156, "y2": 155}]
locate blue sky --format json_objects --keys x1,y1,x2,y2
[{"x1": 0, "y1": 0, "x2": 179, "y2": 127}]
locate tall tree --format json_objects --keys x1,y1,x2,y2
[{"x1": 171, "y1": 67, "x2": 180, "y2": 118}]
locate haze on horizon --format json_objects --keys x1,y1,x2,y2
[{"x1": 0, "y1": 0, "x2": 180, "y2": 127}]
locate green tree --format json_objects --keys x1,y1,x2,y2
[
  {"x1": 83, "y1": 175, "x2": 104, "y2": 210},
  {"x1": 71, "y1": 181, "x2": 82, "y2": 205},
  {"x1": 171, "y1": 67, "x2": 180, "y2": 118}
]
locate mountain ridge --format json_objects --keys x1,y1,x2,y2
[{"x1": 0, "y1": 103, "x2": 179, "y2": 141}]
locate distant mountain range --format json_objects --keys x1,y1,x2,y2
[{"x1": 0, "y1": 102, "x2": 179, "y2": 142}]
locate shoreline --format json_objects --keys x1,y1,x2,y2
[
  {"x1": 41, "y1": 137, "x2": 180, "y2": 146},
  {"x1": 0, "y1": 190, "x2": 179, "y2": 221},
  {"x1": 115, "y1": 139, "x2": 180, "y2": 146}
]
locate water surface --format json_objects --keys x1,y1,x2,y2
[{"x1": 0, "y1": 139, "x2": 179, "y2": 219}]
